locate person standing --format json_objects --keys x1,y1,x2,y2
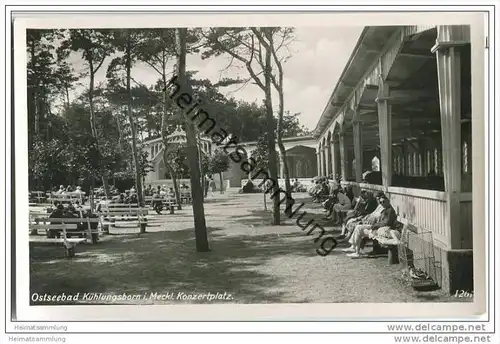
[
  {"x1": 209, "y1": 177, "x2": 216, "y2": 197},
  {"x1": 204, "y1": 175, "x2": 210, "y2": 197}
]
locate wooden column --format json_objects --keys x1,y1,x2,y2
[
  {"x1": 353, "y1": 109, "x2": 363, "y2": 182},
  {"x1": 324, "y1": 142, "x2": 330, "y2": 177},
  {"x1": 316, "y1": 150, "x2": 321, "y2": 177},
  {"x1": 376, "y1": 80, "x2": 392, "y2": 188},
  {"x1": 318, "y1": 147, "x2": 323, "y2": 176},
  {"x1": 339, "y1": 132, "x2": 347, "y2": 181},
  {"x1": 432, "y1": 26, "x2": 466, "y2": 249},
  {"x1": 330, "y1": 139, "x2": 337, "y2": 178}
]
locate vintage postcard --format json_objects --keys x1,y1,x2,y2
[{"x1": 7, "y1": 7, "x2": 491, "y2": 330}]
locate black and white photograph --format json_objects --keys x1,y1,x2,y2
[
  {"x1": 23, "y1": 22, "x2": 477, "y2": 306},
  {"x1": 7, "y1": 6, "x2": 492, "y2": 332}
]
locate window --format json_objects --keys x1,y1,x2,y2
[
  {"x1": 434, "y1": 148, "x2": 442, "y2": 175},
  {"x1": 413, "y1": 153, "x2": 418, "y2": 176},
  {"x1": 418, "y1": 153, "x2": 423, "y2": 176},
  {"x1": 426, "y1": 150, "x2": 432, "y2": 174},
  {"x1": 462, "y1": 141, "x2": 469, "y2": 173}
]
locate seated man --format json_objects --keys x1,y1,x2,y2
[
  {"x1": 152, "y1": 191, "x2": 163, "y2": 215},
  {"x1": 343, "y1": 195, "x2": 397, "y2": 258}
]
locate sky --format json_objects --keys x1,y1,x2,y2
[{"x1": 67, "y1": 27, "x2": 364, "y2": 131}]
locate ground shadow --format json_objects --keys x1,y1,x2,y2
[{"x1": 30, "y1": 225, "x2": 322, "y2": 305}]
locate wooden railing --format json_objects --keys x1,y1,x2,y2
[
  {"x1": 387, "y1": 186, "x2": 448, "y2": 248},
  {"x1": 341, "y1": 181, "x2": 450, "y2": 248}
]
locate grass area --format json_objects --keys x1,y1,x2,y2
[{"x1": 30, "y1": 192, "x2": 472, "y2": 305}]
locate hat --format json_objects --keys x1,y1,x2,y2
[{"x1": 374, "y1": 191, "x2": 385, "y2": 198}]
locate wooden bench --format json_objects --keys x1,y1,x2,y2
[
  {"x1": 144, "y1": 196, "x2": 177, "y2": 214},
  {"x1": 29, "y1": 191, "x2": 47, "y2": 204},
  {"x1": 30, "y1": 216, "x2": 101, "y2": 244},
  {"x1": 372, "y1": 216, "x2": 407, "y2": 265},
  {"x1": 29, "y1": 222, "x2": 86, "y2": 258},
  {"x1": 180, "y1": 190, "x2": 192, "y2": 204},
  {"x1": 98, "y1": 203, "x2": 149, "y2": 234}
]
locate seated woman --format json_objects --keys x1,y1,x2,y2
[
  {"x1": 337, "y1": 191, "x2": 385, "y2": 240},
  {"x1": 310, "y1": 181, "x2": 320, "y2": 200},
  {"x1": 321, "y1": 187, "x2": 337, "y2": 214},
  {"x1": 343, "y1": 191, "x2": 378, "y2": 225},
  {"x1": 326, "y1": 189, "x2": 352, "y2": 223},
  {"x1": 343, "y1": 195, "x2": 397, "y2": 258},
  {"x1": 168, "y1": 187, "x2": 176, "y2": 199},
  {"x1": 128, "y1": 192, "x2": 138, "y2": 204},
  {"x1": 312, "y1": 180, "x2": 329, "y2": 203}
]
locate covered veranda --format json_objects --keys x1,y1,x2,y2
[{"x1": 314, "y1": 25, "x2": 473, "y2": 293}]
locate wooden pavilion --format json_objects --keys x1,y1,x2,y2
[{"x1": 313, "y1": 25, "x2": 473, "y2": 293}]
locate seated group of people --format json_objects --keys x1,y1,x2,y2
[
  {"x1": 334, "y1": 190, "x2": 402, "y2": 259},
  {"x1": 292, "y1": 179, "x2": 306, "y2": 192},
  {"x1": 54, "y1": 185, "x2": 86, "y2": 195},
  {"x1": 145, "y1": 183, "x2": 178, "y2": 215},
  {"x1": 46, "y1": 201, "x2": 97, "y2": 238},
  {"x1": 309, "y1": 178, "x2": 331, "y2": 202},
  {"x1": 94, "y1": 185, "x2": 120, "y2": 198},
  {"x1": 322, "y1": 187, "x2": 356, "y2": 223},
  {"x1": 144, "y1": 183, "x2": 188, "y2": 197}
]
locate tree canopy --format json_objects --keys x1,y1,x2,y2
[{"x1": 27, "y1": 28, "x2": 308, "y2": 191}]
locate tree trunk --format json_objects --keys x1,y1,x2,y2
[
  {"x1": 198, "y1": 139, "x2": 206, "y2": 200},
  {"x1": 276, "y1": 84, "x2": 293, "y2": 216},
  {"x1": 171, "y1": 173, "x2": 181, "y2": 208},
  {"x1": 163, "y1": 152, "x2": 182, "y2": 210},
  {"x1": 219, "y1": 172, "x2": 224, "y2": 194},
  {"x1": 30, "y1": 40, "x2": 39, "y2": 136},
  {"x1": 263, "y1": 44, "x2": 280, "y2": 225},
  {"x1": 160, "y1": 57, "x2": 182, "y2": 210},
  {"x1": 176, "y1": 27, "x2": 209, "y2": 252},
  {"x1": 88, "y1": 61, "x2": 110, "y2": 199},
  {"x1": 278, "y1": 142, "x2": 293, "y2": 216},
  {"x1": 263, "y1": 189, "x2": 267, "y2": 211},
  {"x1": 64, "y1": 85, "x2": 70, "y2": 110},
  {"x1": 267, "y1": 28, "x2": 293, "y2": 217},
  {"x1": 90, "y1": 176, "x2": 95, "y2": 211},
  {"x1": 125, "y1": 30, "x2": 145, "y2": 232}
]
